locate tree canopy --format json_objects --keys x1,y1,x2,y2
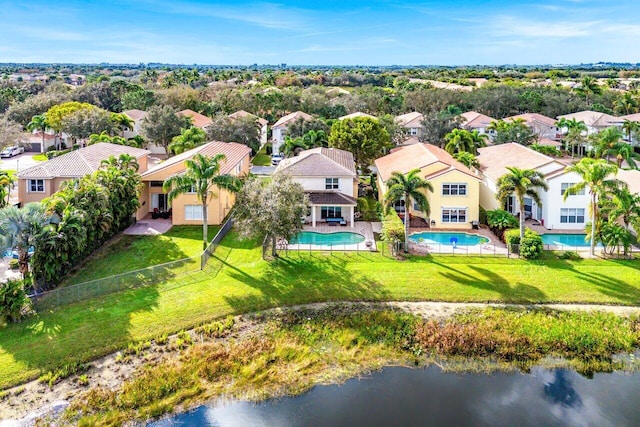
[{"x1": 328, "y1": 117, "x2": 391, "y2": 172}]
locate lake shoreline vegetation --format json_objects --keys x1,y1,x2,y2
[{"x1": 22, "y1": 305, "x2": 636, "y2": 426}]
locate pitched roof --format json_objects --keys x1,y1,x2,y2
[
  {"x1": 557, "y1": 110, "x2": 622, "y2": 127},
  {"x1": 374, "y1": 143, "x2": 478, "y2": 183},
  {"x1": 616, "y1": 169, "x2": 640, "y2": 195},
  {"x1": 141, "y1": 141, "x2": 251, "y2": 179},
  {"x1": 505, "y1": 113, "x2": 557, "y2": 128},
  {"x1": 229, "y1": 110, "x2": 268, "y2": 127},
  {"x1": 307, "y1": 191, "x2": 357, "y2": 206},
  {"x1": 276, "y1": 147, "x2": 356, "y2": 177},
  {"x1": 620, "y1": 113, "x2": 640, "y2": 122},
  {"x1": 122, "y1": 109, "x2": 147, "y2": 122},
  {"x1": 536, "y1": 137, "x2": 562, "y2": 147},
  {"x1": 17, "y1": 143, "x2": 150, "y2": 179},
  {"x1": 461, "y1": 111, "x2": 496, "y2": 129},
  {"x1": 395, "y1": 112, "x2": 424, "y2": 128},
  {"x1": 477, "y1": 143, "x2": 565, "y2": 182},
  {"x1": 177, "y1": 109, "x2": 213, "y2": 128},
  {"x1": 338, "y1": 112, "x2": 377, "y2": 120},
  {"x1": 272, "y1": 111, "x2": 313, "y2": 128},
  {"x1": 27, "y1": 131, "x2": 56, "y2": 142}
]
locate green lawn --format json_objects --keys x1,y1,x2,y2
[
  {"x1": 1, "y1": 233, "x2": 640, "y2": 389},
  {"x1": 251, "y1": 145, "x2": 272, "y2": 166},
  {"x1": 32, "y1": 154, "x2": 48, "y2": 162},
  {"x1": 63, "y1": 226, "x2": 218, "y2": 285}
]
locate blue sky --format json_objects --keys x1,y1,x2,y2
[{"x1": 0, "y1": 0, "x2": 638, "y2": 65}]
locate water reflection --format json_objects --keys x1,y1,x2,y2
[{"x1": 150, "y1": 366, "x2": 640, "y2": 427}]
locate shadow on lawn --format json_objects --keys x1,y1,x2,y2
[{"x1": 219, "y1": 255, "x2": 389, "y2": 313}]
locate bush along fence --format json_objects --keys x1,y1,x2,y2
[{"x1": 30, "y1": 214, "x2": 236, "y2": 310}]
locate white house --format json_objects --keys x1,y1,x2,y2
[
  {"x1": 556, "y1": 110, "x2": 622, "y2": 135},
  {"x1": 504, "y1": 113, "x2": 560, "y2": 141},
  {"x1": 122, "y1": 109, "x2": 147, "y2": 139},
  {"x1": 271, "y1": 111, "x2": 313, "y2": 154},
  {"x1": 477, "y1": 143, "x2": 590, "y2": 231},
  {"x1": 275, "y1": 147, "x2": 358, "y2": 227},
  {"x1": 461, "y1": 111, "x2": 496, "y2": 139},
  {"x1": 229, "y1": 110, "x2": 269, "y2": 147},
  {"x1": 395, "y1": 112, "x2": 424, "y2": 138}
]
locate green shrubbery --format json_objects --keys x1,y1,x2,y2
[
  {"x1": 381, "y1": 210, "x2": 405, "y2": 255},
  {"x1": 0, "y1": 278, "x2": 31, "y2": 323},
  {"x1": 505, "y1": 228, "x2": 543, "y2": 259}
]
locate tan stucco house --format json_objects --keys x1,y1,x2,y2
[
  {"x1": 136, "y1": 141, "x2": 251, "y2": 225},
  {"x1": 17, "y1": 143, "x2": 150, "y2": 205},
  {"x1": 375, "y1": 143, "x2": 481, "y2": 230}
]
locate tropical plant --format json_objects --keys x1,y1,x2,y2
[
  {"x1": 26, "y1": 114, "x2": 49, "y2": 154},
  {"x1": 444, "y1": 128, "x2": 474, "y2": 155},
  {"x1": 599, "y1": 222, "x2": 632, "y2": 256},
  {"x1": 487, "y1": 118, "x2": 535, "y2": 146},
  {"x1": 613, "y1": 92, "x2": 638, "y2": 115},
  {"x1": 590, "y1": 126, "x2": 622, "y2": 161},
  {"x1": 575, "y1": 76, "x2": 603, "y2": 106},
  {"x1": 453, "y1": 151, "x2": 480, "y2": 169},
  {"x1": 383, "y1": 169, "x2": 433, "y2": 252},
  {"x1": 110, "y1": 113, "x2": 135, "y2": 138},
  {"x1": 168, "y1": 127, "x2": 207, "y2": 155},
  {"x1": 88, "y1": 131, "x2": 127, "y2": 146},
  {"x1": 163, "y1": 153, "x2": 242, "y2": 250},
  {"x1": 496, "y1": 167, "x2": 548, "y2": 241},
  {"x1": 0, "y1": 278, "x2": 31, "y2": 323},
  {"x1": 519, "y1": 230, "x2": 543, "y2": 259},
  {"x1": 0, "y1": 171, "x2": 14, "y2": 208},
  {"x1": 328, "y1": 117, "x2": 391, "y2": 172},
  {"x1": 0, "y1": 203, "x2": 49, "y2": 277},
  {"x1": 282, "y1": 135, "x2": 307, "y2": 157},
  {"x1": 563, "y1": 158, "x2": 621, "y2": 257},
  {"x1": 530, "y1": 144, "x2": 562, "y2": 157},
  {"x1": 381, "y1": 210, "x2": 405, "y2": 256},
  {"x1": 556, "y1": 118, "x2": 588, "y2": 157},
  {"x1": 601, "y1": 186, "x2": 640, "y2": 238},
  {"x1": 621, "y1": 119, "x2": 639, "y2": 144}
]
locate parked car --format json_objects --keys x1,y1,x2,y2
[
  {"x1": 271, "y1": 153, "x2": 284, "y2": 166},
  {"x1": 0, "y1": 146, "x2": 24, "y2": 158}
]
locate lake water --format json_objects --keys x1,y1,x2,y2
[{"x1": 149, "y1": 365, "x2": 640, "y2": 427}]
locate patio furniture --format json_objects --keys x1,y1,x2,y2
[{"x1": 326, "y1": 217, "x2": 343, "y2": 226}]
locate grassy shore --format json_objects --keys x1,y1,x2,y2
[
  {"x1": 65, "y1": 306, "x2": 640, "y2": 426},
  {"x1": 1, "y1": 232, "x2": 640, "y2": 390}
]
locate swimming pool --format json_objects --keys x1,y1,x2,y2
[
  {"x1": 290, "y1": 231, "x2": 365, "y2": 245},
  {"x1": 541, "y1": 234, "x2": 595, "y2": 247},
  {"x1": 408, "y1": 232, "x2": 489, "y2": 246}
]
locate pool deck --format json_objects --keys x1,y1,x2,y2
[
  {"x1": 286, "y1": 222, "x2": 376, "y2": 252},
  {"x1": 408, "y1": 226, "x2": 508, "y2": 256}
]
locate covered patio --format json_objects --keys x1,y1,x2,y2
[{"x1": 306, "y1": 191, "x2": 357, "y2": 227}]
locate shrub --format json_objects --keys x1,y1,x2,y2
[
  {"x1": 530, "y1": 144, "x2": 562, "y2": 157},
  {"x1": 486, "y1": 209, "x2": 518, "y2": 240},
  {"x1": 0, "y1": 279, "x2": 31, "y2": 323},
  {"x1": 504, "y1": 229, "x2": 521, "y2": 245},
  {"x1": 381, "y1": 210, "x2": 405, "y2": 255},
  {"x1": 557, "y1": 251, "x2": 581, "y2": 260},
  {"x1": 520, "y1": 230, "x2": 543, "y2": 259},
  {"x1": 8, "y1": 259, "x2": 19, "y2": 270}
]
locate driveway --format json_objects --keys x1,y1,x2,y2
[{"x1": 0, "y1": 153, "x2": 40, "y2": 172}]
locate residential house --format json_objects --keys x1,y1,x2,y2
[
  {"x1": 17, "y1": 143, "x2": 150, "y2": 205},
  {"x1": 275, "y1": 147, "x2": 358, "y2": 227},
  {"x1": 504, "y1": 113, "x2": 560, "y2": 141},
  {"x1": 26, "y1": 131, "x2": 57, "y2": 153},
  {"x1": 177, "y1": 109, "x2": 213, "y2": 130},
  {"x1": 557, "y1": 110, "x2": 622, "y2": 135},
  {"x1": 122, "y1": 109, "x2": 148, "y2": 139},
  {"x1": 461, "y1": 111, "x2": 496, "y2": 138},
  {"x1": 616, "y1": 169, "x2": 640, "y2": 235},
  {"x1": 338, "y1": 112, "x2": 377, "y2": 120},
  {"x1": 271, "y1": 111, "x2": 313, "y2": 154},
  {"x1": 137, "y1": 141, "x2": 251, "y2": 225},
  {"x1": 619, "y1": 113, "x2": 640, "y2": 144},
  {"x1": 477, "y1": 143, "x2": 589, "y2": 231},
  {"x1": 395, "y1": 112, "x2": 424, "y2": 138},
  {"x1": 375, "y1": 143, "x2": 481, "y2": 230},
  {"x1": 228, "y1": 110, "x2": 269, "y2": 147}
]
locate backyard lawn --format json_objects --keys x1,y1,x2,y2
[
  {"x1": 1, "y1": 232, "x2": 640, "y2": 389},
  {"x1": 63, "y1": 226, "x2": 219, "y2": 285},
  {"x1": 251, "y1": 145, "x2": 272, "y2": 166}
]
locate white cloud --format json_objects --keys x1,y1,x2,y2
[{"x1": 491, "y1": 16, "x2": 600, "y2": 38}]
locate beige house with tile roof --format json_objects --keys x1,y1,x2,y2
[
  {"x1": 229, "y1": 110, "x2": 269, "y2": 146},
  {"x1": 375, "y1": 143, "x2": 481, "y2": 230},
  {"x1": 271, "y1": 111, "x2": 313, "y2": 154},
  {"x1": 461, "y1": 111, "x2": 496, "y2": 138},
  {"x1": 276, "y1": 147, "x2": 357, "y2": 227},
  {"x1": 557, "y1": 110, "x2": 622, "y2": 135},
  {"x1": 395, "y1": 112, "x2": 425, "y2": 138},
  {"x1": 177, "y1": 109, "x2": 213, "y2": 130},
  {"x1": 505, "y1": 113, "x2": 560, "y2": 141},
  {"x1": 17, "y1": 143, "x2": 150, "y2": 205},
  {"x1": 477, "y1": 143, "x2": 589, "y2": 231},
  {"x1": 137, "y1": 141, "x2": 251, "y2": 225}
]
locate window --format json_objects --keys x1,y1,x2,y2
[
  {"x1": 560, "y1": 208, "x2": 585, "y2": 223},
  {"x1": 150, "y1": 181, "x2": 164, "y2": 188},
  {"x1": 441, "y1": 208, "x2": 467, "y2": 223},
  {"x1": 409, "y1": 128, "x2": 418, "y2": 136},
  {"x1": 442, "y1": 183, "x2": 467, "y2": 196},
  {"x1": 321, "y1": 206, "x2": 342, "y2": 219},
  {"x1": 28, "y1": 179, "x2": 44, "y2": 193},
  {"x1": 561, "y1": 183, "x2": 585, "y2": 196},
  {"x1": 187, "y1": 185, "x2": 196, "y2": 194},
  {"x1": 184, "y1": 205, "x2": 203, "y2": 220},
  {"x1": 325, "y1": 178, "x2": 339, "y2": 190}
]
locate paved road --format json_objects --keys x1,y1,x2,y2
[{"x1": 0, "y1": 153, "x2": 39, "y2": 172}]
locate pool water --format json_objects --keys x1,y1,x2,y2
[
  {"x1": 290, "y1": 231, "x2": 365, "y2": 245},
  {"x1": 541, "y1": 234, "x2": 593, "y2": 247},
  {"x1": 409, "y1": 232, "x2": 489, "y2": 246}
]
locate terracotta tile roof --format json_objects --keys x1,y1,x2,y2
[
  {"x1": 395, "y1": 112, "x2": 424, "y2": 128},
  {"x1": 17, "y1": 143, "x2": 150, "y2": 179},
  {"x1": 177, "y1": 109, "x2": 213, "y2": 129},
  {"x1": 461, "y1": 111, "x2": 496, "y2": 129},
  {"x1": 536, "y1": 137, "x2": 562, "y2": 147},
  {"x1": 557, "y1": 110, "x2": 622, "y2": 127},
  {"x1": 477, "y1": 143, "x2": 565, "y2": 182},
  {"x1": 273, "y1": 111, "x2": 313, "y2": 128},
  {"x1": 141, "y1": 141, "x2": 251, "y2": 179},
  {"x1": 307, "y1": 191, "x2": 357, "y2": 206},
  {"x1": 616, "y1": 169, "x2": 640, "y2": 195},
  {"x1": 338, "y1": 112, "x2": 377, "y2": 120},
  {"x1": 122, "y1": 109, "x2": 148, "y2": 122},
  {"x1": 375, "y1": 143, "x2": 478, "y2": 183},
  {"x1": 229, "y1": 110, "x2": 268, "y2": 127},
  {"x1": 28, "y1": 131, "x2": 56, "y2": 142},
  {"x1": 505, "y1": 113, "x2": 557, "y2": 128},
  {"x1": 276, "y1": 147, "x2": 356, "y2": 177}
]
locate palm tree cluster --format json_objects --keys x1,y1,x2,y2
[
  {"x1": 444, "y1": 128, "x2": 487, "y2": 156},
  {"x1": 282, "y1": 130, "x2": 328, "y2": 157}
]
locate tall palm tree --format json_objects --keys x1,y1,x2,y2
[
  {"x1": 575, "y1": 76, "x2": 603, "y2": 106},
  {"x1": 0, "y1": 203, "x2": 49, "y2": 277},
  {"x1": 302, "y1": 129, "x2": 328, "y2": 149},
  {"x1": 614, "y1": 92, "x2": 639, "y2": 115},
  {"x1": 26, "y1": 114, "x2": 49, "y2": 154},
  {"x1": 469, "y1": 129, "x2": 488, "y2": 152},
  {"x1": 591, "y1": 126, "x2": 622, "y2": 161},
  {"x1": 563, "y1": 158, "x2": 621, "y2": 257},
  {"x1": 602, "y1": 186, "x2": 640, "y2": 237},
  {"x1": 621, "y1": 119, "x2": 639, "y2": 144},
  {"x1": 556, "y1": 118, "x2": 588, "y2": 157},
  {"x1": 611, "y1": 142, "x2": 639, "y2": 168},
  {"x1": 444, "y1": 128, "x2": 474, "y2": 155},
  {"x1": 110, "y1": 113, "x2": 135, "y2": 138},
  {"x1": 496, "y1": 167, "x2": 548, "y2": 241},
  {"x1": 163, "y1": 153, "x2": 242, "y2": 250},
  {"x1": 383, "y1": 169, "x2": 433, "y2": 252}
]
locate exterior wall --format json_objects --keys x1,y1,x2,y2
[
  {"x1": 421, "y1": 170, "x2": 480, "y2": 230},
  {"x1": 272, "y1": 125, "x2": 286, "y2": 153},
  {"x1": 479, "y1": 177, "x2": 500, "y2": 211},
  {"x1": 260, "y1": 124, "x2": 268, "y2": 146},
  {"x1": 18, "y1": 178, "x2": 53, "y2": 204},
  {"x1": 543, "y1": 173, "x2": 590, "y2": 230},
  {"x1": 293, "y1": 176, "x2": 355, "y2": 197}
]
